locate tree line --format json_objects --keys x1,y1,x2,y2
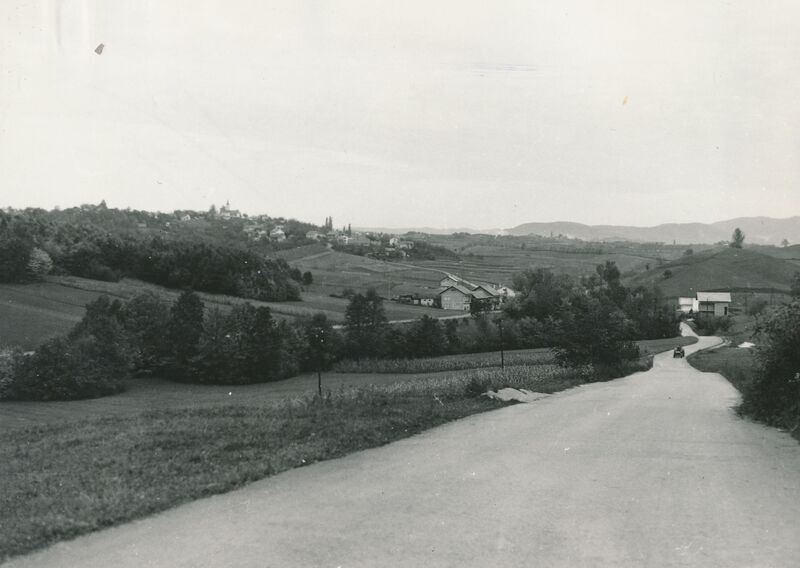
[
  {"x1": 340, "y1": 262, "x2": 680, "y2": 372},
  {"x1": 0, "y1": 206, "x2": 303, "y2": 301}
]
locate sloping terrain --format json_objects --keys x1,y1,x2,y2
[
  {"x1": 0, "y1": 273, "x2": 450, "y2": 349},
  {"x1": 754, "y1": 244, "x2": 800, "y2": 268},
  {"x1": 625, "y1": 246, "x2": 797, "y2": 297},
  {"x1": 0, "y1": 283, "x2": 93, "y2": 350}
]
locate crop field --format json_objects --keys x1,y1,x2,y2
[
  {"x1": 0, "y1": 337, "x2": 691, "y2": 433},
  {"x1": 288, "y1": 248, "x2": 446, "y2": 297},
  {"x1": 294, "y1": 292, "x2": 449, "y2": 322},
  {"x1": 411, "y1": 249, "x2": 655, "y2": 285},
  {"x1": 333, "y1": 336, "x2": 698, "y2": 374},
  {"x1": 333, "y1": 347, "x2": 554, "y2": 373}
]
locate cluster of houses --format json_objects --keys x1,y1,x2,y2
[
  {"x1": 678, "y1": 291, "x2": 732, "y2": 316},
  {"x1": 304, "y1": 230, "x2": 374, "y2": 247},
  {"x1": 437, "y1": 275, "x2": 515, "y2": 311},
  {"x1": 305, "y1": 231, "x2": 417, "y2": 257},
  {"x1": 398, "y1": 274, "x2": 516, "y2": 312}
]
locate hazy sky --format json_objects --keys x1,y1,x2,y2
[{"x1": 1, "y1": 1, "x2": 799, "y2": 229}]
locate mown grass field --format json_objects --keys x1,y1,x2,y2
[
  {"x1": 1, "y1": 358, "x2": 659, "y2": 562},
  {"x1": 0, "y1": 282, "x2": 101, "y2": 350}
]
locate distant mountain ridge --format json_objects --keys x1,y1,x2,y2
[
  {"x1": 508, "y1": 216, "x2": 800, "y2": 245},
  {"x1": 358, "y1": 217, "x2": 800, "y2": 245}
]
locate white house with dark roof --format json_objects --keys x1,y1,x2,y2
[{"x1": 696, "y1": 291, "x2": 731, "y2": 316}]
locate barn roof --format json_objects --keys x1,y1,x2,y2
[
  {"x1": 437, "y1": 284, "x2": 474, "y2": 297},
  {"x1": 472, "y1": 283, "x2": 501, "y2": 297},
  {"x1": 696, "y1": 292, "x2": 732, "y2": 303}
]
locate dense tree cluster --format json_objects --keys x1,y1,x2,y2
[
  {"x1": 0, "y1": 206, "x2": 302, "y2": 300},
  {"x1": 0, "y1": 290, "x2": 329, "y2": 400},
  {"x1": 503, "y1": 262, "x2": 680, "y2": 370},
  {"x1": 338, "y1": 289, "x2": 547, "y2": 362}
]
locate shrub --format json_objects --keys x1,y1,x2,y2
[
  {"x1": 25, "y1": 247, "x2": 53, "y2": 280},
  {"x1": 742, "y1": 300, "x2": 800, "y2": 427},
  {"x1": 121, "y1": 292, "x2": 172, "y2": 371},
  {"x1": 552, "y1": 294, "x2": 641, "y2": 368},
  {"x1": 0, "y1": 346, "x2": 22, "y2": 400},
  {"x1": 464, "y1": 374, "x2": 492, "y2": 397},
  {"x1": 746, "y1": 297, "x2": 769, "y2": 316},
  {"x1": 2, "y1": 335, "x2": 126, "y2": 401},
  {"x1": 0, "y1": 235, "x2": 33, "y2": 283},
  {"x1": 192, "y1": 304, "x2": 299, "y2": 384},
  {"x1": 693, "y1": 315, "x2": 731, "y2": 335},
  {"x1": 0, "y1": 295, "x2": 131, "y2": 401}
]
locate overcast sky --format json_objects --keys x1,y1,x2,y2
[{"x1": 1, "y1": 1, "x2": 799, "y2": 229}]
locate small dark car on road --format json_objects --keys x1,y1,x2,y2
[{"x1": 673, "y1": 346, "x2": 685, "y2": 358}]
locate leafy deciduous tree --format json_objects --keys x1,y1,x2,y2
[{"x1": 730, "y1": 227, "x2": 745, "y2": 248}]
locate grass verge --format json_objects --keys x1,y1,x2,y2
[
  {"x1": 687, "y1": 346, "x2": 758, "y2": 395},
  {"x1": 688, "y1": 341, "x2": 800, "y2": 444},
  {"x1": 0, "y1": 358, "x2": 655, "y2": 562}
]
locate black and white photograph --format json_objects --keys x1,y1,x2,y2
[{"x1": 2, "y1": 1, "x2": 800, "y2": 566}]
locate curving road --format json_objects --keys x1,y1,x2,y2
[{"x1": 8, "y1": 326, "x2": 800, "y2": 567}]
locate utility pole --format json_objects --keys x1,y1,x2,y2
[{"x1": 497, "y1": 317, "x2": 505, "y2": 370}]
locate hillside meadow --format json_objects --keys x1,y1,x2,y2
[
  {"x1": 0, "y1": 275, "x2": 451, "y2": 349},
  {"x1": 626, "y1": 246, "x2": 798, "y2": 299},
  {"x1": 281, "y1": 233, "x2": 700, "y2": 298}
]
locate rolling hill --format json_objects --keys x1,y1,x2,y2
[{"x1": 624, "y1": 246, "x2": 799, "y2": 298}]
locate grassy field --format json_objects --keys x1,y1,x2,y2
[
  {"x1": 286, "y1": 248, "x2": 447, "y2": 298},
  {"x1": 0, "y1": 358, "x2": 659, "y2": 562},
  {"x1": 0, "y1": 275, "x2": 455, "y2": 349},
  {"x1": 0, "y1": 282, "x2": 102, "y2": 350}
]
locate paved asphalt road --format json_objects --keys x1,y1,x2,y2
[{"x1": 8, "y1": 328, "x2": 800, "y2": 567}]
